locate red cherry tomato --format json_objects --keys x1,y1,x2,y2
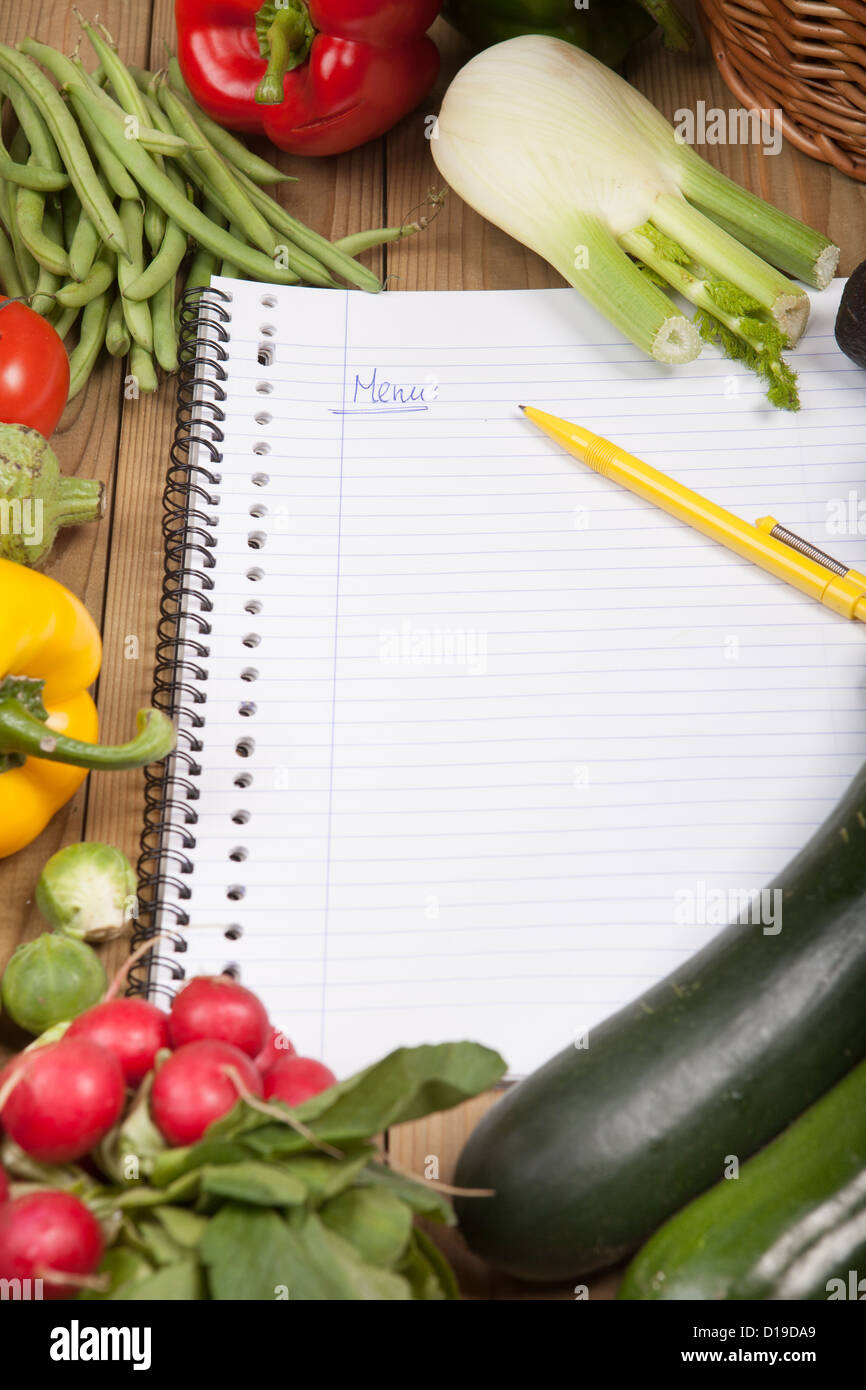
[{"x1": 0, "y1": 299, "x2": 70, "y2": 437}]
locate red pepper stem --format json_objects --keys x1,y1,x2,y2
[
  {"x1": 0, "y1": 701, "x2": 176, "y2": 770},
  {"x1": 256, "y1": 3, "x2": 314, "y2": 104}
]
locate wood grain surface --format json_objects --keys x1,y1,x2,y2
[{"x1": 1, "y1": 0, "x2": 864, "y2": 1301}]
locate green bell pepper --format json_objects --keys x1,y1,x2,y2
[{"x1": 442, "y1": 0, "x2": 693, "y2": 66}]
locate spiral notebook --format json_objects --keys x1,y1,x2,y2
[{"x1": 135, "y1": 275, "x2": 866, "y2": 1079}]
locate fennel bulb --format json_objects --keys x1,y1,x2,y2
[{"x1": 432, "y1": 36, "x2": 840, "y2": 409}]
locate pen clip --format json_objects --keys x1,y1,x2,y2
[{"x1": 755, "y1": 516, "x2": 849, "y2": 577}]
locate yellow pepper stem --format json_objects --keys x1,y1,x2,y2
[{"x1": 0, "y1": 699, "x2": 175, "y2": 771}]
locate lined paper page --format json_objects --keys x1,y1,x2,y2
[{"x1": 156, "y1": 278, "x2": 866, "y2": 1078}]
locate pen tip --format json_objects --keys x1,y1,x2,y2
[{"x1": 518, "y1": 404, "x2": 526, "y2": 413}]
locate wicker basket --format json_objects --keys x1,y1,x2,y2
[{"x1": 698, "y1": 0, "x2": 866, "y2": 181}]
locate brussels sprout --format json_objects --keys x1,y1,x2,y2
[
  {"x1": 35, "y1": 842, "x2": 138, "y2": 942},
  {"x1": 1, "y1": 934, "x2": 106, "y2": 1034}
]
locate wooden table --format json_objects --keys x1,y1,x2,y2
[{"x1": 2, "y1": 0, "x2": 864, "y2": 1301}]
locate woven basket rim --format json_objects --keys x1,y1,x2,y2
[{"x1": 699, "y1": 0, "x2": 866, "y2": 179}]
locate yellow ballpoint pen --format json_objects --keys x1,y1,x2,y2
[{"x1": 520, "y1": 406, "x2": 866, "y2": 624}]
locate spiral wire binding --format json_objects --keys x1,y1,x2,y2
[{"x1": 130, "y1": 286, "x2": 233, "y2": 1000}]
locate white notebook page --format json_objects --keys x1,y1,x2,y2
[{"x1": 154, "y1": 277, "x2": 866, "y2": 1078}]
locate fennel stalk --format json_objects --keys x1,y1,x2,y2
[{"x1": 432, "y1": 36, "x2": 840, "y2": 410}]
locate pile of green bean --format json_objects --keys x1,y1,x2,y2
[{"x1": 0, "y1": 25, "x2": 417, "y2": 400}]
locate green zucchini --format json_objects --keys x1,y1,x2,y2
[
  {"x1": 454, "y1": 760, "x2": 866, "y2": 1280},
  {"x1": 619, "y1": 1056, "x2": 866, "y2": 1300}
]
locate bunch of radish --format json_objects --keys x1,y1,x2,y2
[{"x1": 0, "y1": 975, "x2": 336, "y2": 1298}]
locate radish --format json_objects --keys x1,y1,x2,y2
[
  {"x1": 0, "y1": 1037, "x2": 125, "y2": 1163},
  {"x1": 263, "y1": 1055, "x2": 337, "y2": 1107},
  {"x1": 67, "y1": 997, "x2": 170, "y2": 1085},
  {"x1": 150, "y1": 1039, "x2": 263, "y2": 1146},
  {"x1": 0, "y1": 1165, "x2": 8, "y2": 1204},
  {"x1": 168, "y1": 975, "x2": 269, "y2": 1057},
  {"x1": 0, "y1": 1190, "x2": 103, "y2": 1299},
  {"x1": 254, "y1": 1025, "x2": 296, "y2": 1076}
]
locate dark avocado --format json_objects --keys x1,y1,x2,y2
[{"x1": 835, "y1": 261, "x2": 866, "y2": 368}]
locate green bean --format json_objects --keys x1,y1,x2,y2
[
  {"x1": 334, "y1": 224, "x2": 422, "y2": 256},
  {"x1": 82, "y1": 23, "x2": 157, "y2": 143},
  {"x1": 0, "y1": 152, "x2": 38, "y2": 296},
  {"x1": 63, "y1": 72, "x2": 193, "y2": 157},
  {"x1": 68, "y1": 82, "x2": 301, "y2": 285},
  {"x1": 63, "y1": 59, "x2": 140, "y2": 202},
  {"x1": 152, "y1": 82, "x2": 336, "y2": 287},
  {"x1": 129, "y1": 342, "x2": 158, "y2": 394},
  {"x1": 31, "y1": 194, "x2": 64, "y2": 314},
  {"x1": 54, "y1": 252, "x2": 115, "y2": 308},
  {"x1": 145, "y1": 199, "x2": 168, "y2": 255},
  {"x1": 0, "y1": 62, "x2": 67, "y2": 192},
  {"x1": 1, "y1": 45, "x2": 128, "y2": 259},
  {"x1": 68, "y1": 208, "x2": 102, "y2": 284},
  {"x1": 131, "y1": 84, "x2": 265, "y2": 287},
  {"x1": 221, "y1": 227, "x2": 242, "y2": 279},
  {"x1": 67, "y1": 290, "x2": 111, "y2": 400},
  {"x1": 179, "y1": 200, "x2": 223, "y2": 314},
  {"x1": 163, "y1": 58, "x2": 294, "y2": 186},
  {"x1": 135, "y1": 82, "x2": 199, "y2": 172},
  {"x1": 16, "y1": 181, "x2": 72, "y2": 277},
  {"x1": 233, "y1": 165, "x2": 382, "y2": 293},
  {"x1": 8, "y1": 124, "x2": 27, "y2": 164},
  {"x1": 0, "y1": 221, "x2": 24, "y2": 298},
  {"x1": 105, "y1": 293, "x2": 130, "y2": 357},
  {"x1": 151, "y1": 275, "x2": 179, "y2": 373},
  {"x1": 65, "y1": 168, "x2": 112, "y2": 284},
  {"x1": 49, "y1": 302, "x2": 80, "y2": 342},
  {"x1": 61, "y1": 184, "x2": 80, "y2": 247},
  {"x1": 135, "y1": 90, "x2": 235, "y2": 225},
  {"x1": 0, "y1": 145, "x2": 68, "y2": 191},
  {"x1": 116, "y1": 201, "x2": 153, "y2": 352},
  {"x1": 0, "y1": 68, "x2": 64, "y2": 174},
  {"x1": 184, "y1": 244, "x2": 219, "y2": 297},
  {"x1": 146, "y1": 101, "x2": 330, "y2": 287},
  {"x1": 7, "y1": 73, "x2": 71, "y2": 283},
  {"x1": 136, "y1": 95, "x2": 187, "y2": 256},
  {"x1": 73, "y1": 96, "x2": 140, "y2": 201},
  {"x1": 79, "y1": 23, "x2": 167, "y2": 256},
  {"x1": 122, "y1": 168, "x2": 189, "y2": 302},
  {"x1": 157, "y1": 85, "x2": 279, "y2": 257}
]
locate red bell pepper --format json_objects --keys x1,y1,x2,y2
[{"x1": 175, "y1": 0, "x2": 442, "y2": 157}]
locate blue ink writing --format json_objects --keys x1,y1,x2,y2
[{"x1": 330, "y1": 368, "x2": 437, "y2": 414}]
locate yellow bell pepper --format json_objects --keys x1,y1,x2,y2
[{"x1": 0, "y1": 557, "x2": 175, "y2": 858}]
